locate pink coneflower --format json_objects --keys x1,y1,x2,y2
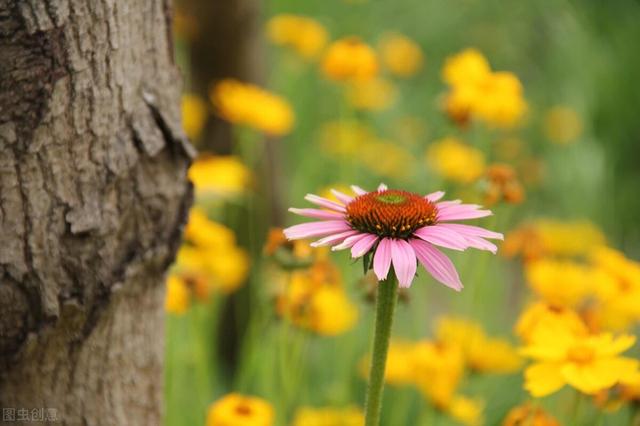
[{"x1": 284, "y1": 184, "x2": 503, "y2": 290}]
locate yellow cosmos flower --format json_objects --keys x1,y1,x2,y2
[
  {"x1": 210, "y1": 79, "x2": 294, "y2": 136},
  {"x1": 442, "y1": 49, "x2": 526, "y2": 128},
  {"x1": 382, "y1": 340, "x2": 421, "y2": 385},
  {"x1": 206, "y1": 393, "x2": 274, "y2": 426},
  {"x1": 426, "y1": 137, "x2": 485, "y2": 183},
  {"x1": 515, "y1": 302, "x2": 588, "y2": 344},
  {"x1": 502, "y1": 403, "x2": 560, "y2": 426},
  {"x1": 276, "y1": 261, "x2": 358, "y2": 336},
  {"x1": 472, "y1": 71, "x2": 527, "y2": 128},
  {"x1": 413, "y1": 340, "x2": 466, "y2": 407},
  {"x1": 521, "y1": 328, "x2": 639, "y2": 397},
  {"x1": 502, "y1": 219, "x2": 606, "y2": 261},
  {"x1": 321, "y1": 37, "x2": 378, "y2": 81},
  {"x1": 165, "y1": 275, "x2": 190, "y2": 315},
  {"x1": 291, "y1": 406, "x2": 364, "y2": 426},
  {"x1": 435, "y1": 317, "x2": 522, "y2": 374},
  {"x1": 447, "y1": 395, "x2": 484, "y2": 426},
  {"x1": 442, "y1": 48, "x2": 491, "y2": 87},
  {"x1": 544, "y1": 106, "x2": 582, "y2": 145},
  {"x1": 185, "y1": 207, "x2": 236, "y2": 249},
  {"x1": 188, "y1": 155, "x2": 252, "y2": 197},
  {"x1": 378, "y1": 32, "x2": 424, "y2": 77},
  {"x1": 266, "y1": 14, "x2": 328, "y2": 59},
  {"x1": 181, "y1": 94, "x2": 208, "y2": 141},
  {"x1": 346, "y1": 77, "x2": 397, "y2": 111},
  {"x1": 525, "y1": 259, "x2": 597, "y2": 308}
]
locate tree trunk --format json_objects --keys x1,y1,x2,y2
[{"x1": 0, "y1": 1, "x2": 193, "y2": 424}]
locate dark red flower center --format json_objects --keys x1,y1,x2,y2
[{"x1": 345, "y1": 189, "x2": 438, "y2": 238}]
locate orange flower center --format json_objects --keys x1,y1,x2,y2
[
  {"x1": 567, "y1": 344, "x2": 595, "y2": 364},
  {"x1": 345, "y1": 189, "x2": 437, "y2": 238},
  {"x1": 235, "y1": 402, "x2": 253, "y2": 416}
]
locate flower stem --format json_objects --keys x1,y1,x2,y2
[{"x1": 364, "y1": 274, "x2": 399, "y2": 426}]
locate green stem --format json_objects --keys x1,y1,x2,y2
[{"x1": 364, "y1": 274, "x2": 399, "y2": 426}]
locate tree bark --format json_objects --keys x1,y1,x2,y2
[{"x1": 0, "y1": 1, "x2": 193, "y2": 424}]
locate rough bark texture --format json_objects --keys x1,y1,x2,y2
[{"x1": 0, "y1": 0, "x2": 194, "y2": 424}]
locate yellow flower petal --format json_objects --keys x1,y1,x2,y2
[{"x1": 524, "y1": 362, "x2": 566, "y2": 397}]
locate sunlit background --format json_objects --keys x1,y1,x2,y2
[{"x1": 165, "y1": 0, "x2": 640, "y2": 425}]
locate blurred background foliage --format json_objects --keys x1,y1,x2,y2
[{"x1": 165, "y1": 0, "x2": 640, "y2": 425}]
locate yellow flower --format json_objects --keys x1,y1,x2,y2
[
  {"x1": 346, "y1": 77, "x2": 397, "y2": 111},
  {"x1": 502, "y1": 403, "x2": 560, "y2": 426},
  {"x1": 515, "y1": 302, "x2": 588, "y2": 344},
  {"x1": 206, "y1": 393, "x2": 274, "y2": 426},
  {"x1": 165, "y1": 275, "x2": 190, "y2": 315},
  {"x1": 210, "y1": 79, "x2": 294, "y2": 136},
  {"x1": 321, "y1": 37, "x2": 378, "y2": 81},
  {"x1": 426, "y1": 137, "x2": 485, "y2": 183},
  {"x1": 378, "y1": 33, "x2": 424, "y2": 77},
  {"x1": 360, "y1": 140, "x2": 414, "y2": 178},
  {"x1": 291, "y1": 406, "x2": 364, "y2": 426},
  {"x1": 435, "y1": 317, "x2": 522, "y2": 374},
  {"x1": 413, "y1": 340, "x2": 466, "y2": 407},
  {"x1": 472, "y1": 71, "x2": 527, "y2": 128},
  {"x1": 544, "y1": 106, "x2": 582, "y2": 145},
  {"x1": 525, "y1": 259, "x2": 596, "y2": 308},
  {"x1": 483, "y1": 163, "x2": 525, "y2": 206},
  {"x1": 383, "y1": 340, "x2": 421, "y2": 385},
  {"x1": 319, "y1": 120, "x2": 377, "y2": 156},
  {"x1": 188, "y1": 155, "x2": 252, "y2": 197},
  {"x1": 181, "y1": 94, "x2": 208, "y2": 141},
  {"x1": 266, "y1": 14, "x2": 328, "y2": 59},
  {"x1": 521, "y1": 329, "x2": 639, "y2": 397},
  {"x1": 442, "y1": 48, "x2": 491, "y2": 87},
  {"x1": 276, "y1": 261, "x2": 358, "y2": 336},
  {"x1": 206, "y1": 247, "x2": 250, "y2": 293},
  {"x1": 502, "y1": 219, "x2": 606, "y2": 261},
  {"x1": 442, "y1": 49, "x2": 526, "y2": 128},
  {"x1": 185, "y1": 207, "x2": 236, "y2": 249},
  {"x1": 447, "y1": 395, "x2": 484, "y2": 426}
]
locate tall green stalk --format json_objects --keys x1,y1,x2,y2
[{"x1": 364, "y1": 274, "x2": 399, "y2": 426}]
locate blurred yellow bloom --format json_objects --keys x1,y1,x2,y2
[
  {"x1": 291, "y1": 406, "x2": 364, "y2": 426},
  {"x1": 346, "y1": 77, "x2": 397, "y2": 111},
  {"x1": 544, "y1": 106, "x2": 582, "y2": 145},
  {"x1": 521, "y1": 327, "x2": 639, "y2": 397},
  {"x1": 502, "y1": 403, "x2": 560, "y2": 426},
  {"x1": 189, "y1": 155, "x2": 252, "y2": 197},
  {"x1": 319, "y1": 120, "x2": 377, "y2": 156},
  {"x1": 588, "y1": 246, "x2": 640, "y2": 331},
  {"x1": 435, "y1": 317, "x2": 522, "y2": 374},
  {"x1": 210, "y1": 79, "x2": 294, "y2": 136},
  {"x1": 321, "y1": 37, "x2": 378, "y2": 81},
  {"x1": 472, "y1": 71, "x2": 527, "y2": 128},
  {"x1": 206, "y1": 247, "x2": 250, "y2": 293},
  {"x1": 442, "y1": 49, "x2": 527, "y2": 128},
  {"x1": 502, "y1": 219, "x2": 606, "y2": 262},
  {"x1": 515, "y1": 302, "x2": 588, "y2": 344},
  {"x1": 382, "y1": 340, "x2": 420, "y2": 385},
  {"x1": 206, "y1": 393, "x2": 274, "y2": 426},
  {"x1": 182, "y1": 94, "x2": 208, "y2": 141},
  {"x1": 427, "y1": 137, "x2": 485, "y2": 183},
  {"x1": 185, "y1": 207, "x2": 236, "y2": 249},
  {"x1": 165, "y1": 275, "x2": 190, "y2": 315},
  {"x1": 266, "y1": 14, "x2": 328, "y2": 59},
  {"x1": 442, "y1": 48, "x2": 491, "y2": 87},
  {"x1": 360, "y1": 140, "x2": 414, "y2": 179},
  {"x1": 525, "y1": 259, "x2": 595, "y2": 308},
  {"x1": 483, "y1": 163, "x2": 525, "y2": 206},
  {"x1": 413, "y1": 340, "x2": 466, "y2": 407},
  {"x1": 447, "y1": 395, "x2": 484, "y2": 426},
  {"x1": 276, "y1": 261, "x2": 358, "y2": 336},
  {"x1": 378, "y1": 32, "x2": 424, "y2": 77}
]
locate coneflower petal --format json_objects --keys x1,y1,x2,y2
[
  {"x1": 413, "y1": 225, "x2": 468, "y2": 251},
  {"x1": 351, "y1": 234, "x2": 378, "y2": 258},
  {"x1": 304, "y1": 194, "x2": 347, "y2": 212},
  {"x1": 331, "y1": 189, "x2": 354, "y2": 205},
  {"x1": 283, "y1": 220, "x2": 351, "y2": 240},
  {"x1": 390, "y1": 239, "x2": 417, "y2": 288},
  {"x1": 410, "y1": 239, "x2": 463, "y2": 291},
  {"x1": 289, "y1": 208, "x2": 344, "y2": 220},
  {"x1": 373, "y1": 238, "x2": 393, "y2": 281},
  {"x1": 310, "y1": 230, "x2": 359, "y2": 247}
]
